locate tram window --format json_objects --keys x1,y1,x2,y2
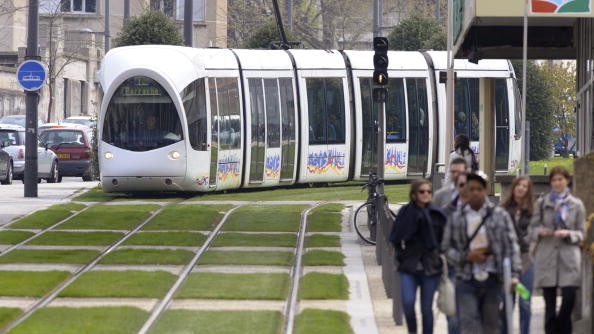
[
  {"x1": 454, "y1": 78, "x2": 479, "y2": 140},
  {"x1": 513, "y1": 79, "x2": 522, "y2": 138},
  {"x1": 306, "y1": 78, "x2": 345, "y2": 145},
  {"x1": 495, "y1": 79, "x2": 509, "y2": 127},
  {"x1": 359, "y1": 78, "x2": 378, "y2": 174},
  {"x1": 212, "y1": 78, "x2": 241, "y2": 150},
  {"x1": 386, "y1": 78, "x2": 406, "y2": 143},
  {"x1": 208, "y1": 78, "x2": 219, "y2": 152},
  {"x1": 279, "y1": 78, "x2": 296, "y2": 180},
  {"x1": 181, "y1": 78, "x2": 208, "y2": 151},
  {"x1": 264, "y1": 79, "x2": 280, "y2": 148},
  {"x1": 103, "y1": 76, "x2": 183, "y2": 152}
]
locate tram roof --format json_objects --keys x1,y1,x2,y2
[
  {"x1": 342, "y1": 50, "x2": 429, "y2": 71},
  {"x1": 425, "y1": 51, "x2": 512, "y2": 72},
  {"x1": 287, "y1": 49, "x2": 347, "y2": 70},
  {"x1": 232, "y1": 49, "x2": 294, "y2": 70}
]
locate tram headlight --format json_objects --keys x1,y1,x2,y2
[
  {"x1": 104, "y1": 152, "x2": 113, "y2": 160},
  {"x1": 168, "y1": 151, "x2": 181, "y2": 160}
]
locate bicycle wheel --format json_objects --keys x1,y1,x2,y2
[{"x1": 354, "y1": 202, "x2": 376, "y2": 245}]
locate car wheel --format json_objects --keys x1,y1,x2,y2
[
  {"x1": 47, "y1": 161, "x2": 59, "y2": 183},
  {"x1": 1, "y1": 162, "x2": 12, "y2": 185},
  {"x1": 58, "y1": 175, "x2": 63, "y2": 183}
]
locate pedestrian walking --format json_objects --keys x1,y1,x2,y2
[
  {"x1": 389, "y1": 180, "x2": 447, "y2": 334},
  {"x1": 530, "y1": 166, "x2": 585, "y2": 334},
  {"x1": 441, "y1": 172, "x2": 521, "y2": 334},
  {"x1": 500, "y1": 176, "x2": 535, "y2": 334},
  {"x1": 444, "y1": 134, "x2": 478, "y2": 184},
  {"x1": 434, "y1": 157, "x2": 468, "y2": 209}
]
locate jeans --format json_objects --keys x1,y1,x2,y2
[
  {"x1": 446, "y1": 265, "x2": 459, "y2": 334},
  {"x1": 501, "y1": 264, "x2": 534, "y2": 334},
  {"x1": 456, "y1": 274, "x2": 502, "y2": 334},
  {"x1": 400, "y1": 272, "x2": 441, "y2": 334},
  {"x1": 543, "y1": 286, "x2": 577, "y2": 334}
]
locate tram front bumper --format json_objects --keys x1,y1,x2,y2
[{"x1": 101, "y1": 176, "x2": 186, "y2": 192}]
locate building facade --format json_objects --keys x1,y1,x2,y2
[{"x1": 0, "y1": 0, "x2": 227, "y2": 122}]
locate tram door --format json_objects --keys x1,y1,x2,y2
[
  {"x1": 248, "y1": 79, "x2": 266, "y2": 183},
  {"x1": 406, "y1": 78, "x2": 429, "y2": 175},
  {"x1": 494, "y1": 79, "x2": 510, "y2": 170},
  {"x1": 359, "y1": 78, "x2": 378, "y2": 176},
  {"x1": 209, "y1": 80, "x2": 219, "y2": 187}
]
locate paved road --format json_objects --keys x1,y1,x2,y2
[{"x1": 0, "y1": 178, "x2": 96, "y2": 226}]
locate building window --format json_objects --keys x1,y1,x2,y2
[
  {"x1": 41, "y1": 0, "x2": 96, "y2": 14},
  {"x1": 175, "y1": 0, "x2": 205, "y2": 21}
]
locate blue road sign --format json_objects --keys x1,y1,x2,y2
[{"x1": 16, "y1": 60, "x2": 47, "y2": 91}]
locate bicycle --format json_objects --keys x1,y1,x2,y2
[{"x1": 353, "y1": 173, "x2": 395, "y2": 245}]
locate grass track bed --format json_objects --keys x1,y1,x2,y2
[
  {"x1": 8, "y1": 307, "x2": 148, "y2": 334},
  {"x1": 302, "y1": 250, "x2": 345, "y2": 266},
  {"x1": 149, "y1": 310, "x2": 283, "y2": 334},
  {"x1": 213, "y1": 233, "x2": 296, "y2": 247},
  {"x1": 8, "y1": 203, "x2": 87, "y2": 229},
  {"x1": 99, "y1": 248, "x2": 195, "y2": 265},
  {"x1": 142, "y1": 204, "x2": 231, "y2": 231},
  {"x1": 306, "y1": 234, "x2": 341, "y2": 248},
  {"x1": 0, "y1": 271, "x2": 70, "y2": 297},
  {"x1": 57, "y1": 204, "x2": 160, "y2": 230},
  {"x1": 0, "y1": 308, "x2": 21, "y2": 329},
  {"x1": 59, "y1": 270, "x2": 176, "y2": 298},
  {"x1": 307, "y1": 203, "x2": 344, "y2": 232},
  {"x1": 26, "y1": 231, "x2": 124, "y2": 246},
  {"x1": 123, "y1": 232, "x2": 206, "y2": 246},
  {"x1": 223, "y1": 205, "x2": 305, "y2": 232},
  {"x1": 0, "y1": 230, "x2": 35, "y2": 244},
  {"x1": 294, "y1": 309, "x2": 353, "y2": 334},
  {"x1": 299, "y1": 272, "x2": 349, "y2": 300},
  {"x1": 0, "y1": 249, "x2": 100, "y2": 264},
  {"x1": 198, "y1": 250, "x2": 294, "y2": 266},
  {"x1": 177, "y1": 273, "x2": 290, "y2": 300}
]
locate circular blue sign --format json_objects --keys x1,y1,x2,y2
[{"x1": 16, "y1": 60, "x2": 47, "y2": 91}]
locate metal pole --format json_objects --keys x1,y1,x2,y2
[
  {"x1": 522, "y1": 0, "x2": 528, "y2": 175},
  {"x1": 525, "y1": 121, "x2": 530, "y2": 174},
  {"x1": 184, "y1": 0, "x2": 193, "y2": 47},
  {"x1": 436, "y1": 0, "x2": 441, "y2": 22},
  {"x1": 286, "y1": 0, "x2": 293, "y2": 32},
  {"x1": 445, "y1": 0, "x2": 454, "y2": 168},
  {"x1": 373, "y1": 0, "x2": 380, "y2": 37},
  {"x1": 104, "y1": 0, "x2": 111, "y2": 52},
  {"x1": 124, "y1": 0, "x2": 130, "y2": 25},
  {"x1": 24, "y1": 0, "x2": 39, "y2": 197}
]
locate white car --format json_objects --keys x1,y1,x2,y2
[
  {"x1": 0, "y1": 124, "x2": 59, "y2": 183},
  {"x1": 63, "y1": 116, "x2": 96, "y2": 128}
]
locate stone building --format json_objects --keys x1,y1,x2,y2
[{"x1": 0, "y1": 0, "x2": 227, "y2": 122}]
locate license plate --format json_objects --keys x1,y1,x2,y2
[{"x1": 57, "y1": 153, "x2": 70, "y2": 159}]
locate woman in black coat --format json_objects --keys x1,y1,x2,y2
[{"x1": 390, "y1": 179, "x2": 447, "y2": 334}]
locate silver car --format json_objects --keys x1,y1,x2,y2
[
  {"x1": 0, "y1": 124, "x2": 59, "y2": 183},
  {"x1": 0, "y1": 145, "x2": 12, "y2": 184}
]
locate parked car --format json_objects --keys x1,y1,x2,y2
[
  {"x1": 63, "y1": 116, "x2": 96, "y2": 128},
  {"x1": 39, "y1": 124, "x2": 93, "y2": 181},
  {"x1": 0, "y1": 145, "x2": 12, "y2": 185},
  {"x1": 0, "y1": 115, "x2": 45, "y2": 127},
  {"x1": 0, "y1": 124, "x2": 59, "y2": 183}
]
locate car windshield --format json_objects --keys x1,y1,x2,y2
[
  {"x1": 40, "y1": 130, "x2": 85, "y2": 146},
  {"x1": 64, "y1": 118, "x2": 95, "y2": 127},
  {"x1": 0, "y1": 130, "x2": 22, "y2": 146}
]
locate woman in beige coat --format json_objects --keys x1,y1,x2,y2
[{"x1": 530, "y1": 166, "x2": 585, "y2": 334}]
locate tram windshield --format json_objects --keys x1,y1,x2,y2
[{"x1": 102, "y1": 76, "x2": 183, "y2": 152}]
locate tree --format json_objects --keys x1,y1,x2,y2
[
  {"x1": 113, "y1": 10, "x2": 183, "y2": 47},
  {"x1": 540, "y1": 61, "x2": 577, "y2": 157},
  {"x1": 387, "y1": 14, "x2": 446, "y2": 51},
  {"x1": 513, "y1": 61, "x2": 556, "y2": 160},
  {"x1": 243, "y1": 21, "x2": 296, "y2": 49}
]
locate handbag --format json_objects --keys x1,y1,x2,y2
[{"x1": 437, "y1": 254, "x2": 456, "y2": 316}]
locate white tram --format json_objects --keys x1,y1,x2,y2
[{"x1": 98, "y1": 45, "x2": 521, "y2": 192}]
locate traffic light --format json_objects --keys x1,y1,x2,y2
[{"x1": 373, "y1": 37, "x2": 389, "y2": 86}]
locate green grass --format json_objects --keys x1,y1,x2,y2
[
  {"x1": 142, "y1": 204, "x2": 231, "y2": 231},
  {"x1": 189, "y1": 182, "x2": 409, "y2": 202},
  {"x1": 299, "y1": 272, "x2": 349, "y2": 300},
  {"x1": 529, "y1": 157, "x2": 574, "y2": 175},
  {"x1": 213, "y1": 233, "x2": 296, "y2": 247},
  {"x1": 57, "y1": 204, "x2": 160, "y2": 230},
  {"x1": 0, "y1": 249, "x2": 100, "y2": 264},
  {"x1": 0, "y1": 308, "x2": 21, "y2": 329},
  {"x1": 99, "y1": 248, "x2": 195, "y2": 265},
  {"x1": 0, "y1": 271, "x2": 70, "y2": 297},
  {"x1": 307, "y1": 204, "x2": 343, "y2": 232},
  {"x1": 8, "y1": 203, "x2": 87, "y2": 229},
  {"x1": 177, "y1": 273, "x2": 290, "y2": 300},
  {"x1": 0, "y1": 230, "x2": 35, "y2": 244},
  {"x1": 8, "y1": 307, "x2": 148, "y2": 334},
  {"x1": 149, "y1": 310, "x2": 283, "y2": 334},
  {"x1": 306, "y1": 234, "x2": 341, "y2": 248},
  {"x1": 123, "y1": 232, "x2": 206, "y2": 246},
  {"x1": 59, "y1": 270, "x2": 176, "y2": 298},
  {"x1": 223, "y1": 205, "x2": 305, "y2": 232},
  {"x1": 302, "y1": 250, "x2": 345, "y2": 266},
  {"x1": 294, "y1": 309, "x2": 353, "y2": 334},
  {"x1": 27, "y1": 231, "x2": 124, "y2": 246},
  {"x1": 198, "y1": 250, "x2": 294, "y2": 266}
]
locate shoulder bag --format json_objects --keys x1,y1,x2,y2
[{"x1": 437, "y1": 254, "x2": 456, "y2": 316}]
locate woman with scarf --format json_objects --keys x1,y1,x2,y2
[
  {"x1": 500, "y1": 176, "x2": 535, "y2": 334},
  {"x1": 530, "y1": 166, "x2": 585, "y2": 334},
  {"x1": 389, "y1": 180, "x2": 447, "y2": 334}
]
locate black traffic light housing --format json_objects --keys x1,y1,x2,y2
[{"x1": 373, "y1": 37, "x2": 389, "y2": 86}]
